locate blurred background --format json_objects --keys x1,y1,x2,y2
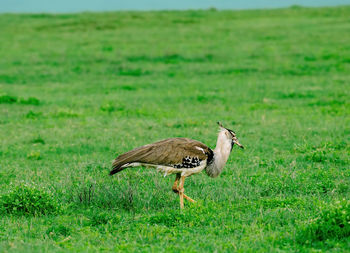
[{"x1": 2, "y1": 0, "x2": 350, "y2": 12}]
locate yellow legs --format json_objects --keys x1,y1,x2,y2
[{"x1": 172, "y1": 174, "x2": 195, "y2": 209}]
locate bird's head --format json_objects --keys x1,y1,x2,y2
[{"x1": 217, "y1": 122, "x2": 244, "y2": 149}]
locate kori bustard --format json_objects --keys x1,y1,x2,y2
[{"x1": 110, "y1": 122, "x2": 243, "y2": 209}]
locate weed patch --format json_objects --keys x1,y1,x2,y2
[
  {"x1": 0, "y1": 95, "x2": 17, "y2": 104},
  {"x1": 126, "y1": 54, "x2": 214, "y2": 64},
  {"x1": 26, "y1": 110, "x2": 43, "y2": 118},
  {"x1": 148, "y1": 204, "x2": 218, "y2": 227},
  {"x1": 100, "y1": 103, "x2": 116, "y2": 113},
  {"x1": 295, "y1": 142, "x2": 348, "y2": 165},
  {"x1": 46, "y1": 224, "x2": 71, "y2": 240},
  {"x1": 86, "y1": 210, "x2": 121, "y2": 227},
  {"x1": 277, "y1": 91, "x2": 315, "y2": 99},
  {"x1": 116, "y1": 67, "x2": 150, "y2": 76},
  {"x1": 51, "y1": 109, "x2": 79, "y2": 118},
  {"x1": 259, "y1": 197, "x2": 305, "y2": 209},
  {"x1": 205, "y1": 67, "x2": 258, "y2": 75},
  {"x1": 20, "y1": 97, "x2": 40, "y2": 105},
  {"x1": 30, "y1": 136, "x2": 45, "y2": 145},
  {"x1": 0, "y1": 184, "x2": 60, "y2": 216},
  {"x1": 27, "y1": 151, "x2": 42, "y2": 160},
  {"x1": 297, "y1": 199, "x2": 350, "y2": 244},
  {"x1": 0, "y1": 94, "x2": 40, "y2": 105}
]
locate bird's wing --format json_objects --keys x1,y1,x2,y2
[{"x1": 110, "y1": 138, "x2": 213, "y2": 175}]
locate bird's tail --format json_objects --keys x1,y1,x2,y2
[
  {"x1": 110, "y1": 144, "x2": 152, "y2": 176},
  {"x1": 109, "y1": 160, "x2": 127, "y2": 175},
  {"x1": 109, "y1": 167, "x2": 125, "y2": 175}
]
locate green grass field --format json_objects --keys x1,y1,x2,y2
[{"x1": 0, "y1": 5, "x2": 349, "y2": 252}]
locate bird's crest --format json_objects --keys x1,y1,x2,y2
[{"x1": 217, "y1": 121, "x2": 236, "y2": 135}]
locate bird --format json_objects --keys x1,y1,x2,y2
[{"x1": 110, "y1": 122, "x2": 244, "y2": 209}]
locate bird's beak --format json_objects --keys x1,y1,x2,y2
[{"x1": 233, "y1": 137, "x2": 244, "y2": 149}]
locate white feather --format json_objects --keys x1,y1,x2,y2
[
  {"x1": 205, "y1": 128, "x2": 232, "y2": 178},
  {"x1": 195, "y1": 146, "x2": 205, "y2": 153}
]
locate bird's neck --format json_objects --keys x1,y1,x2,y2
[{"x1": 205, "y1": 131, "x2": 232, "y2": 178}]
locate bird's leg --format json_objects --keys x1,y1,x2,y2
[
  {"x1": 178, "y1": 176, "x2": 196, "y2": 208},
  {"x1": 173, "y1": 175, "x2": 196, "y2": 207},
  {"x1": 178, "y1": 176, "x2": 185, "y2": 209},
  {"x1": 172, "y1": 174, "x2": 181, "y2": 193}
]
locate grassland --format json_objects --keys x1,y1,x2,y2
[{"x1": 0, "y1": 5, "x2": 349, "y2": 252}]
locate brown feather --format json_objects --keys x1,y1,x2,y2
[{"x1": 110, "y1": 138, "x2": 211, "y2": 175}]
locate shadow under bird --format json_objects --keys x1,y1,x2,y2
[{"x1": 110, "y1": 122, "x2": 244, "y2": 209}]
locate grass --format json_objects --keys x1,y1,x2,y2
[{"x1": 0, "y1": 5, "x2": 349, "y2": 252}]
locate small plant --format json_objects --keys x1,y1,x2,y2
[
  {"x1": 0, "y1": 184, "x2": 60, "y2": 216},
  {"x1": 52, "y1": 109, "x2": 79, "y2": 118},
  {"x1": 27, "y1": 151, "x2": 42, "y2": 160},
  {"x1": 297, "y1": 199, "x2": 350, "y2": 244},
  {"x1": 0, "y1": 95, "x2": 40, "y2": 105},
  {"x1": 87, "y1": 210, "x2": 121, "y2": 226},
  {"x1": 148, "y1": 204, "x2": 215, "y2": 227},
  {"x1": 20, "y1": 97, "x2": 40, "y2": 105},
  {"x1": 100, "y1": 103, "x2": 115, "y2": 113},
  {"x1": 31, "y1": 136, "x2": 45, "y2": 144},
  {"x1": 26, "y1": 110, "x2": 43, "y2": 118},
  {"x1": 78, "y1": 183, "x2": 95, "y2": 205},
  {"x1": 46, "y1": 224, "x2": 71, "y2": 239},
  {"x1": 148, "y1": 210, "x2": 191, "y2": 227},
  {"x1": 306, "y1": 148, "x2": 327, "y2": 162},
  {"x1": 117, "y1": 67, "x2": 149, "y2": 76},
  {"x1": 0, "y1": 94, "x2": 17, "y2": 104}
]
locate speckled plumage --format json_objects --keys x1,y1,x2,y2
[{"x1": 110, "y1": 137, "x2": 214, "y2": 176}]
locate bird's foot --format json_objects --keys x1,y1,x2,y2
[{"x1": 183, "y1": 194, "x2": 196, "y2": 203}]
